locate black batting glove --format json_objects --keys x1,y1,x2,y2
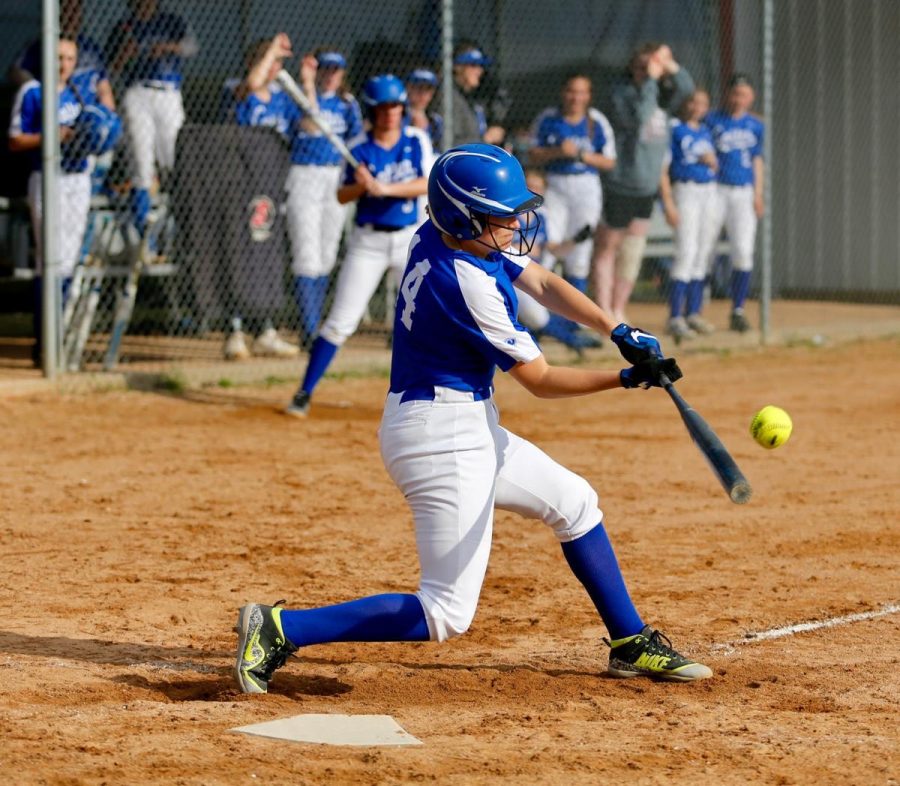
[
  {"x1": 611, "y1": 323, "x2": 663, "y2": 364},
  {"x1": 620, "y1": 357, "x2": 683, "y2": 389},
  {"x1": 572, "y1": 224, "x2": 593, "y2": 243}
]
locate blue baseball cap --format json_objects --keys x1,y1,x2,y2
[
  {"x1": 317, "y1": 51, "x2": 346, "y2": 69},
  {"x1": 454, "y1": 48, "x2": 492, "y2": 67},
  {"x1": 407, "y1": 68, "x2": 439, "y2": 86}
]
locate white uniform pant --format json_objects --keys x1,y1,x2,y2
[
  {"x1": 379, "y1": 389, "x2": 602, "y2": 642},
  {"x1": 705, "y1": 184, "x2": 757, "y2": 273},
  {"x1": 670, "y1": 181, "x2": 716, "y2": 282},
  {"x1": 542, "y1": 172, "x2": 602, "y2": 280},
  {"x1": 123, "y1": 85, "x2": 185, "y2": 189},
  {"x1": 318, "y1": 224, "x2": 416, "y2": 346},
  {"x1": 285, "y1": 164, "x2": 348, "y2": 277},
  {"x1": 28, "y1": 170, "x2": 91, "y2": 277}
]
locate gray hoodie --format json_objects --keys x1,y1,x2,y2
[{"x1": 604, "y1": 67, "x2": 694, "y2": 197}]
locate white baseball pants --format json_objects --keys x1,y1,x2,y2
[
  {"x1": 285, "y1": 164, "x2": 348, "y2": 278},
  {"x1": 379, "y1": 389, "x2": 602, "y2": 642},
  {"x1": 27, "y1": 170, "x2": 91, "y2": 277},
  {"x1": 670, "y1": 181, "x2": 716, "y2": 282},
  {"x1": 318, "y1": 224, "x2": 416, "y2": 346},
  {"x1": 705, "y1": 184, "x2": 757, "y2": 273},
  {"x1": 542, "y1": 173, "x2": 602, "y2": 280},
  {"x1": 123, "y1": 85, "x2": 185, "y2": 189}
]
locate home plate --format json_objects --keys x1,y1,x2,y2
[{"x1": 231, "y1": 714, "x2": 422, "y2": 746}]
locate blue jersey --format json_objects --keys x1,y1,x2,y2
[
  {"x1": 291, "y1": 91, "x2": 362, "y2": 166},
  {"x1": 404, "y1": 110, "x2": 444, "y2": 152},
  {"x1": 108, "y1": 11, "x2": 194, "y2": 87},
  {"x1": 705, "y1": 110, "x2": 764, "y2": 186},
  {"x1": 234, "y1": 84, "x2": 299, "y2": 137},
  {"x1": 344, "y1": 126, "x2": 430, "y2": 228},
  {"x1": 532, "y1": 107, "x2": 616, "y2": 175},
  {"x1": 16, "y1": 34, "x2": 108, "y2": 105},
  {"x1": 668, "y1": 120, "x2": 716, "y2": 184},
  {"x1": 9, "y1": 80, "x2": 87, "y2": 173},
  {"x1": 390, "y1": 220, "x2": 541, "y2": 395}
]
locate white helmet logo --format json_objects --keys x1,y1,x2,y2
[{"x1": 471, "y1": 186, "x2": 486, "y2": 195}]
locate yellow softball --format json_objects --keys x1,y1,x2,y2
[{"x1": 750, "y1": 405, "x2": 793, "y2": 449}]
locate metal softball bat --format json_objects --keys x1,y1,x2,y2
[
  {"x1": 275, "y1": 69, "x2": 360, "y2": 168},
  {"x1": 659, "y1": 372, "x2": 752, "y2": 504}
]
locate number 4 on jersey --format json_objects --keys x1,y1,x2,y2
[{"x1": 399, "y1": 260, "x2": 432, "y2": 330}]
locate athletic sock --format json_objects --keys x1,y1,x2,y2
[
  {"x1": 293, "y1": 276, "x2": 323, "y2": 345},
  {"x1": 731, "y1": 270, "x2": 752, "y2": 311},
  {"x1": 542, "y1": 313, "x2": 576, "y2": 342},
  {"x1": 561, "y1": 522, "x2": 644, "y2": 640},
  {"x1": 686, "y1": 278, "x2": 705, "y2": 316},
  {"x1": 129, "y1": 188, "x2": 151, "y2": 236},
  {"x1": 280, "y1": 593, "x2": 430, "y2": 646},
  {"x1": 566, "y1": 276, "x2": 589, "y2": 295},
  {"x1": 301, "y1": 336, "x2": 339, "y2": 394},
  {"x1": 669, "y1": 280, "x2": 688, "y2": 319}
]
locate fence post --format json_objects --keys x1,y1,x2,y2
[
  {"x1": 441, "y1": 0, "x2": 454, "y2": 149},
  {"x1": 41, "y1": 0, "x2": 60, "y2": 378},
  {"x1": 760, "y1": 0, "x2": 774, "y2": 344}
]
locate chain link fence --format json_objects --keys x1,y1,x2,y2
[{"x1": 0, "y1": 0, "x2": 897, "y2": 379}]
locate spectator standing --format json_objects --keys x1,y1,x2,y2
[
  {"x1": 287, "y1": 48, "x2": 363, "y2": 350},
  {"x1": 529, "y1": 73, "x2": 616, "y2": 298},
  {"x1": 591, "y1": 43, "x2": 693, "y2": 323},
  {"x1": 107, "y1": 0, "x2": 198, "y2": 235},
  {"x1": 8, "y1": 37, "x2": 92, "y2": 364},
  {"x1": 449, "y1": 44, "x2": 504, "y2": 145},
  {"x1": 221, "y1": 33, "x2": 301, "y2": 360},
  {"x1": 658, "y1": 88, "x2": 718, "y2": 339},
  {"x1": 405, "y1": 68, "x2": 444, "y2": 152},
  {"x1": 286, "y1": 75, "x2": 431, "y2": 417},
  {"x1": 703, "y1": 74, "x2": 765, "y2": 332}
]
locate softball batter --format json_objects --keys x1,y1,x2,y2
[
  {"x1": 704, "y1": 74, "x2": 765, "y2": 333},
  {"x1": 287, "y1": 48, "x2": 363, "y2": 349},
  {"x1": 239, "y1": 144, "x2": 712, "y2": 691},
  {"x1": 286, "y1": 75, "x2": 432, "y2": 417},
  {"x1": 659, "y1": 88, "x2": 718, "y2": 339}
]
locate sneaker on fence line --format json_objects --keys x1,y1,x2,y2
[
  {"x1": 234, "y1": 601, "x2": 298, "y2": 694},
  {"x1": 285, "y1": 389, "x2": 311, "y2": 418},
  {"x1": 730, "y1": 308, "x2": 751, "y2": 333},
  {"x1": 224, "y1": 330, "x2": 251, "y2": 361},
  {"x1": 666, "y1": 316, "x2": 696, "y2": 340},
  {"x1": 604, "y1": 625, "x2": 713, "y2": 682},
  {"x1": 254, "y1": 327, "x2": 300, "y2": 358},
  {"x1": 686, "y1": 313, "x2": 716, "y2": 334}
]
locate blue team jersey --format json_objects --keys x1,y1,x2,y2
[
  {"x1": 108, "y1": 11, "x2": 193, "y2": 86},
  {"x1": 234, "y1": 84, "x2": 299, "y2": 137},
  {"x1": 16, "y1": 34, "x2": 108, "y2": 104},
  {"x1": 9, "y1": 80, "x2": 87, "y2": 173},
  {"x1": 705, "y1": 110, "x2": 764, "y2": 186},
  {"x1": 389, "y1": 220, "x2": 541, "y2": 395},
  {"x1": 344, "y1": 126, "x2": 431, "y2": 228},
  {"x1": 669, "y1": 120, "x2": 716, "y2": 184},
  {"x1": 403, "y1": 110, "x2": 444, "y2": 152},
  {"x1": 291, "y1": 91, "x2": 362, "y2": 166},
  {"x1": 532, "y1": 107, "x2": 616, "y2": 175}
]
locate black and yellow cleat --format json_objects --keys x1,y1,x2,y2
[
  {"x1": 604, "y1": 625, "x2": 713, "y2": 682},
  {"x1": 234, "y1": 601, "x2": 298, "y2": 694}
]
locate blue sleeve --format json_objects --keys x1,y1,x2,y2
[
  {"x1": 753, "y1": 120, "x2": 764, "y2": 158},
  {"x1": 21, "y1": 89, "x2": 41, "y2": 134},
  {"x1": 535, "y1": 115, "x2": 553, "y2": 146},
  {"x1": 345, "y1": 97, "x2": 363, "y2": 140},
  {"x1": 500, "y1": 254, "x2": 528, "y2": 283}
]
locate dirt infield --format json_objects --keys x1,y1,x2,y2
[{"x1": 1, "y1": 337, "x2": 898, "y2": 785}]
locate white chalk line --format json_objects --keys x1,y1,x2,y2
[{"x1": 712, "y1": 602, "x2": 900, "y2": 656}]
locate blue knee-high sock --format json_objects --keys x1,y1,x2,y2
[
  {"x1": 280, "y1": 593, "x2": 430, "y2": 647},
  {"x1": 561, "y1": 523, "x2": 644, "y2": 640},
  {"x1": 669, "y1": 280, "x2": 688, "y2": 319},
  {"x1": 293, "y1": 276, "x2": 321, "y2": 344},
  {"x1": 731, "y1": 270, "x2": 752, "y2": 311},
  {"x1": 301, "y1": 336, "x2": 339, "y2": 394},
  {"x1": 129, "y1": 188, "x2": 151, "y2": 236},
  {"x1": 566, "y1": 275, "x2": 588, "y2": 295},
  {"x1": 686, "y1": 278, "x2": 705, "y2": 316}
]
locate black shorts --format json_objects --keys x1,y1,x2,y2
[{"x1": 602, "y1": 191, "x2": 656, "y2": 229}]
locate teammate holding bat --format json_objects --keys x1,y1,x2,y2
[
  {"x1": 286, "y1": 75, "x2": 433, "y2": 417},
  {"x1": 285, "y1": 48, "x2": 363, "y2": 349},
  {"x1": 237, "y1": 144, "x2": 712, "y2": 692}
]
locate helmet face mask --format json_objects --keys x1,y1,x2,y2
[{"x1": 428, "y1": 144, "x2": 543, "y2": 256}]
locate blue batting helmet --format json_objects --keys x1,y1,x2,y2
[
  {"x1": 362, "y1": 74, "x2": 407, "y2": 117},
  {"x1": 71, "y1": 104, "x2": 122, "y2": 156},
  {"x1": 427, "y1": 144, "x2": 542, "y2": 244}
]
